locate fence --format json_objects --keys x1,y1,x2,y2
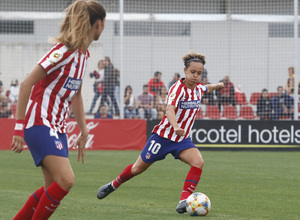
[{"x1": 0, "y1": 0, "x2": 299, "y2": 120}]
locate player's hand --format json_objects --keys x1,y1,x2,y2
[
  {"x1": 75, "y1": 131, "x2": 88, "y2": 164},
  {"x1": 217, "y1": 82, "x2": 224, "y2": 90},
  {"x1": 11, "y1": 136, "x2": 25, "y2": 153},
  {"x1": 174, "y1": 127, "x2": 185, "y2": 136}
]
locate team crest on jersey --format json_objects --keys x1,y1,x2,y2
[
  {"x1": 169, "y1": 93, "x2": 176, "y2": 102},
  {"x1": 63, "y1": 77, "x2": 82, "y2": 91},
  {"x1": 47, "y1": 50, "x2": 63, "y2": 66},
  {"x1": 179, "y1": 100, "x2": 200, "y2": 109},
  {"x1": 55, "y1": 140, "x2": 63, "y2": 150}
]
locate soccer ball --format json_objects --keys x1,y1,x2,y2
[{"x1": 186, "y1": 192, "x2": 211, "y2": 216}]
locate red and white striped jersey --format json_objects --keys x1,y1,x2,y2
[
  {"x1": 25, "y1": 43, "x2": 89, "y2": 133},
  {"x1": 152, "y1": 79, "x2": 207, "y2": 142}
]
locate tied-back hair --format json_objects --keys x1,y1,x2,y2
[
  {"x1": 183, "y1": 51, "x2": 206, "y2": 67},
  {"x1": 50, "y1": 0, "x2": 106, "y2": 51}
]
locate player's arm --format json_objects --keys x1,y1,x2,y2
[
  {"x1": 206, "y1": 82, "x2": 224, "y2": 94},
  {"x1": 71, "y1": 84, "x2": 88, "y2": 164},
  {"x1": 166, "y1": 105, "x2": 185, "y2": 136},
  {"x1": 11, "y1": 64, "x2": 47, "y2": 153}
]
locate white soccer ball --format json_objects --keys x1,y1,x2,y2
[{"x1": 186, "y1": 192, "x2": 211, "y2": 216}]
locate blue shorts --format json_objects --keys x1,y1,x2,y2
[
  {"x1": 140, "y1": 133, "x2": 197, "y2": 163},
  {"x1": 24, "y1": 125, "x2": 69, "y2": 167}
]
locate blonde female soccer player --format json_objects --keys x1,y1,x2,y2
[
  {"x1": 97, "y1": 51, "x2": 224, "y2": 214},
  {"x1": 10, "y1": 1, "x2": 106, "y2": 219}
]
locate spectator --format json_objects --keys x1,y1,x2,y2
[
  {"x1": 147, "y1": 71, "x2": 165, "y2": 96},
  {"x1": 168, "y1": 72, "x2": 180, "y2": 89},
  {"x1": 114, "y1": 68, "x2": 120, "y2": 103},
  {"x1": 88, "y1": 60, "x2": 105, "y2": 114},
  {"x1": 215, "y1": 75, "x2": 236, "y2": 110},
  {"x1": 124, "y1": 85, "x2": 137, "y2": 119},
  {"x1": 0, "y1": 102, "x2": 12, "y2": 118},
  {"x1": 200, "y1": 68, "x2": 208, "y2": 83},
  {"x1": 288, "y1": 66, "x2": 294, "y2": 78},
  {"x1": 201, "y1": 77, "x2": 215, "y2": 105},
  {"x1": 257, "y1": 88, "x2": 272, "y2": 120},
  {"x1": 94, "y1": 104, "x2": 113, "y2": 119},
  {"x1": 0, "y1": 80, "x2": 8, "y2": 103},
  {"x1": 137, "y1": 84, "x2": 157, "y2": 120},
  {"x1": 9, "y1": 79, "x2": 19, "y2": 103},
  {"x1": 284, "y1": 76, "x2": 294, "y2": 96},
  {"x1": 98, "y1": 56, "x2": 120, "y2": 116},
  {"x1": 272, "y1": 86, "x2": 294, "y2": 120},
  {"x1": 155, "y1": 85, "x2": 168, "y2": 117}
]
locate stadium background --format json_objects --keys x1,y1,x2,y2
[{"x1": 0, "y1": 0, "x2": 299, "y2": 149}]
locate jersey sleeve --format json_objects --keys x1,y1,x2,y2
[
  {"x1": 38, "y1": 44, "x2": 72, "y2": 75},
  {"x1": 167, "y1": 84, "x2": 183, "y2": 107}
]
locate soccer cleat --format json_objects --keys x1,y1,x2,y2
[
  {"x1": 176, "y1": 200, "x2": 187, "y2": 214},
  {"x1": 97, "y1": 182, "x2": 115, "y2": 199}
]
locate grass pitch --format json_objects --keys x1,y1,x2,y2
[{"x1": 0, "y1": 150, "x2": 299, "y2": 220}]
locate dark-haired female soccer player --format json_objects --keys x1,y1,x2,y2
[
  {"x1": 10, "y1": 1, "x2": 106, "y2": 219},
  {"x1": 97, "y1": 51, "x2": 224, "y2": 214}
]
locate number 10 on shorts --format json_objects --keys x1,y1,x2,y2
[{"x1": 148, "y1": 140, "x2": 161, "y2": 154}]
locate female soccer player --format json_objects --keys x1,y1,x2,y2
[
  {"x1": 97, "y1": 51, "x2": 224, "y2": 214},
  {"x1": 10, "y1": 1, "x2": 106, "y2": 219}
]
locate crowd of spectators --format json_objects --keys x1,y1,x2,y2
[
  {"x1": 0, "y1": 74, "x2": 19, "y2": 118},
  {"x1": 86, "y1": 63, "x2": 300, "y2": 120}
]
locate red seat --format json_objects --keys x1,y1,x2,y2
[
  {"x1": 195, "y1": 107, "x2": 204, "y2": 119},
  {"x1": 204, "y1": 105, "x2": 220, "y2": 119},
  {"x1": 222, "y1": 105, "x2": 238, "y2": 119},
  {"x1": 235, "y1": 92, "x2": 248, "y2": 105},
  {"x1": 239, "y1": 106, "x2": 255, "y2": 120},
  {"x1": 249, "y1": 92, "x2": 261, "y2": 105}
]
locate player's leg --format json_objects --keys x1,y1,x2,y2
[
  {"x1": 176, "y1": 147, "x2": 204, "y2": 214},
  {"x1": 97, "y1": 133, "x2": 170, "y2": 199},
  {"x1": 31, "y1": 156, "x2": 73, "y2": 219},
  {"x1": 12, "y1": 185, "x2": 45, "y2": 220},
  {"x1": 97, "y1": 156, "x2": 152, "y2": 199}
]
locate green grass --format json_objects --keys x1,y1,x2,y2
[{"x1": 1, "y1": 150, "x2": 300, "y2": 220}]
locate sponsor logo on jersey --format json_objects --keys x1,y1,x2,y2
[
  {"x1": 55, "y1": 140, "x2": 63, "y2": 150},
  {"x1": 179, "y1": 100, "x2": 200, "y2": 109},
  {"x1": 47, "y1": 50, "x2": 63, "y2": 66},
  {"x1": 63, "y1": 77, "x2": 82, "y2": 91}
]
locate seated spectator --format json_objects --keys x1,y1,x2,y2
[
  {"x1": 137, "y1": 84, "x2": 157, "y2": 120},
  {"x1": 155, "y1": 85, "x2": 168, "y2": 119},
  {"x1": 201, "y1": 77, "x2": 216, "y2": 105},
  {"x1": 9, "y1": 79, "x2": 19, "y2": 103},
  {"x1": 168, "y1": 73, "x2": 180, "y2": 89},
  {"x1": 155, "y1": 85, "x2": 168, "y2": 111},
  {"x1": 124, "y1": 85, "x2": 137, "y2": 119},
  {"x1": 215, "y1": 75, "x2": 236, "y2": 110},
  {"x1": 0, "y1": 102, "x2": 12, "y2": 118},
  {"x1": 272, "y1": 86, "x2": 294, "y2": 120},
  {"x1": 94, "y1": 104, "x2": 113, "y2": 119},
  {"x1": 257, "y1": 89, "x2": 272, "y2": 120},
  {"x1": 147, "y1": 71, "x2": 165, "y2": 96},
  {"x1": 0, "y1": 80, "x2": 8, "y2": 103},
  {"x1": 284, "y1": 76, "x2": 294, "y2": 96}
]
